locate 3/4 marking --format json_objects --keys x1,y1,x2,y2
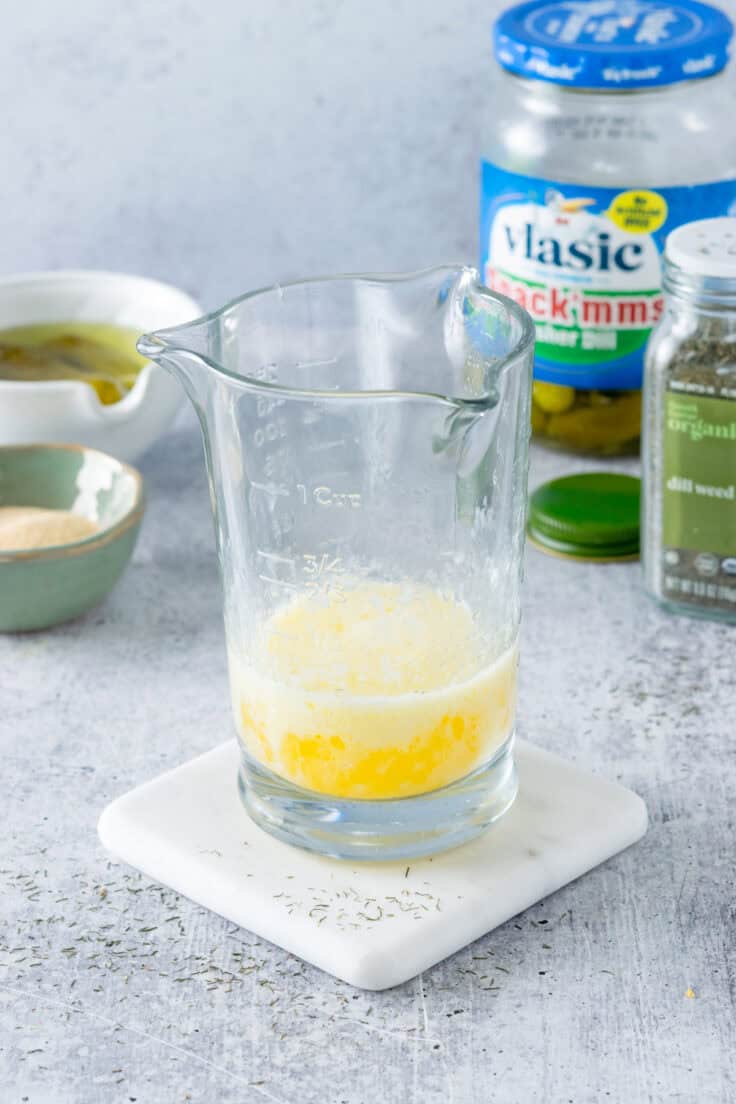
[{"x1": 302, "y1": 553, "x2": 343, "y2": 578}]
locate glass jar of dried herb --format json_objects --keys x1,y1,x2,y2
[{"x1": 643, "y1": 217, "x2": 736, "y2": 621}]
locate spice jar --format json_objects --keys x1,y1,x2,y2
[
  {"x1": 481, "y1": 0, "x2": 736, "y2": 455},
  {"x1": 643, "y1": 217, "x2": 736, "y2": 621}
]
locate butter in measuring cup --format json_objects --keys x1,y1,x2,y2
[
  {"x1": 230, "y1": 581, "x2": 517, "y2": 801},
  {"x1": 0, "y1": 321, "x2": 147, "y2": 404}
]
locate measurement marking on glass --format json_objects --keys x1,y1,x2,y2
[
  {"x1": 257, "y1": 550, "x2": 297, "y2": 564},
  {"x1": 257, "y1": 575, "x2": 299, "y2": 591},
  {"x1": 253, "y1": 420, "x2": 287, "y2": 448},
  {"x1": 250, "y1": 480, "x2": 290, "y2": 497},
  {"x1": 295, "y1": 357, "x2": 339, "y2": 370},
  {"x1": 296, "y1": 484, "x2": 362, "y2": 509},
  {"x1": 308, "y1": 439, "x2": 348, "y2": 453},
  {"x1": 303, "y1": 554, "x2": 343, "y2": 577}
]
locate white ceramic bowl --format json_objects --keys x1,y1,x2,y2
[{"x1": 0, "y1": 270, "x2": 201, "y2": 462}]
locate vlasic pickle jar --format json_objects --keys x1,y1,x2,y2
[{"x1": 481, "y1": 0, "x2": 736, "y2": 454}]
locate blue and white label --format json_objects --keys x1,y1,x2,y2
[{"x1": 480, "y1": 163, "x2": 736, "y2": 389}]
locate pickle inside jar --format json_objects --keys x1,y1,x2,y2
[{"x1": 531, "y1": 381, "x2": 641, "y2": 454}]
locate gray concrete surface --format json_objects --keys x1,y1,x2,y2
[
  {"x1": 2, "y1": 0, "x2": 736, "y2": 1098},
  {"x1": 2, "y1": 420, "x2": 735, "y2": 1103}
]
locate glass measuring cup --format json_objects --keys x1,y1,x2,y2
[{"x1": 140, "y1": 267, "x2": 534, "y2": 860}]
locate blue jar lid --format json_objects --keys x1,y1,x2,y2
[{"x1": 494, "y1": 0, "x2": 733, "y2": 89}]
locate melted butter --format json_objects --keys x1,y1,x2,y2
[{"x1": 231, "y1": 582, "x2": 517, "y2": 800}]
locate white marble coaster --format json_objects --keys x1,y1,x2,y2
[{"x1": 98, "y1": 740, "x2": 647, "y2": 991}]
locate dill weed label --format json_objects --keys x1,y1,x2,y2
[
  {"x1": 643, "y1": 216, "x2": 736, "y2": 620},
  {"x1": 480, "y1": 166, "x2": 736, "y2": 390},
  {"x1": 661, "y1": 385, "x2": 736, "y2": 610}
]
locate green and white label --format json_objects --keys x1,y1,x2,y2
[{"x1": 661, "y1": 389, "x2": 736, "y2": 610}]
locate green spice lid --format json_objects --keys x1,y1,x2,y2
[{"x1": 528, "y1": 473, "x2": 641, "y2": 561}]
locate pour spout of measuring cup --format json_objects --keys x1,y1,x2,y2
[{"x1": 137, "y1": 318, "x2": 213, "y2": 410}]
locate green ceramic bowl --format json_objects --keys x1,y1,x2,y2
[{"x1": 0, "y1": 444, "x2": 144, "y2": 631}]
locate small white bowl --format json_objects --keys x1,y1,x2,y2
[{"x1": 0, "y1": 270, "x2": 201, "y2": 462}]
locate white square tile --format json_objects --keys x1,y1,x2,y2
[{"x1": 98, "y1": 740, "x2": 647, "y2": 990}]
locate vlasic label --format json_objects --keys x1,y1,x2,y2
[{"x1": 480, "y1": 164, "x2": 736, "y2": 389}]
